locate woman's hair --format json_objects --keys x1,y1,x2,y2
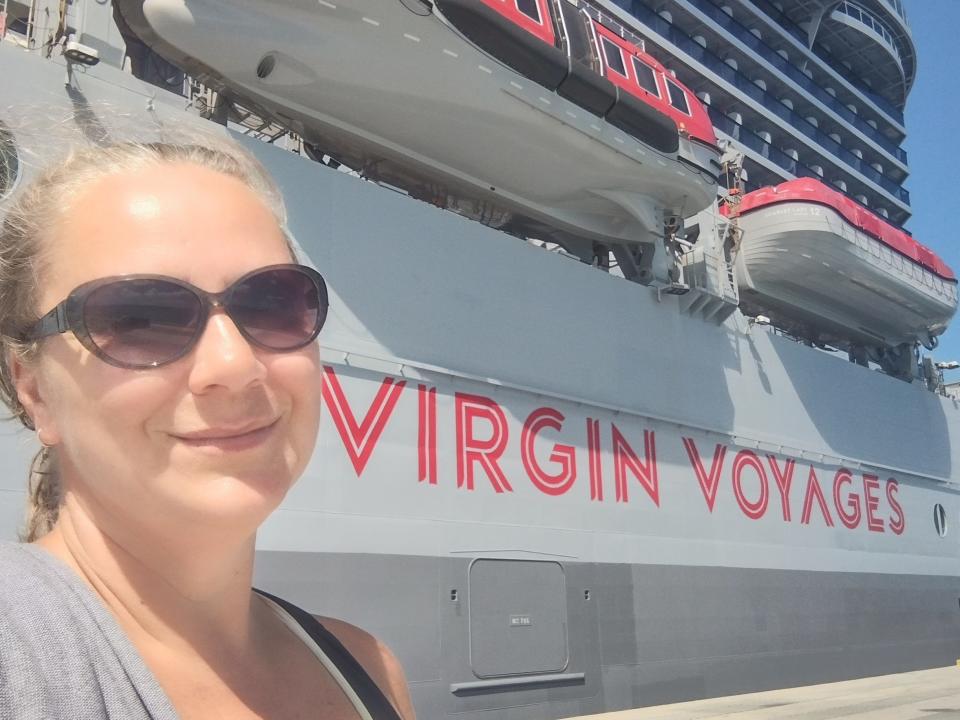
[{"x1": 0, "y1": 139, "x2": 293, "y2": 541}]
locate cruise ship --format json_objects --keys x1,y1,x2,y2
[{"x1": 1, "y1": 1, "x2": 957, "y2": 718}]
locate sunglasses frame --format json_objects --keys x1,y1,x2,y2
[{"x1": 21, "y1": 263, "x2": 328, "y2": 370}]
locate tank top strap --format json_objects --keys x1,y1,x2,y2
[{"x1": 253, "y1": 589, "x2": 403, "y2": 720}]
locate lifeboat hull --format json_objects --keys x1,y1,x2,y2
[
  {"x1": 735, "y1": 202, "x2": 958, "y2": 348},
  {"x1": 118, "y1": 0, "x2": 719, "y2": 244}
]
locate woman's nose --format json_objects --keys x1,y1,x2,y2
[{"x1": 187, "y1": 309, "x2": 267, "y2": 394}]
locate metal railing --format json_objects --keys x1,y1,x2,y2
[{"x1": 835, "y1": 1, "x2": 902, "y2": 68}]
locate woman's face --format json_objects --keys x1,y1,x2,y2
[{"x1": 16, "y1": 161, "x2": 322, "y2": 542}]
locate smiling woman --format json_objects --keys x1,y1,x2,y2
[{"x1": 0, "y1": 141, "x2": 414, "y2": 720}]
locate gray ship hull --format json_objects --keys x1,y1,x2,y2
[
  {"x1": 256, "y1": 551, "x2": 960, "y2": 718},
  {"x1": 0, "y1": 39, "x2": 958, "y2": 719}
]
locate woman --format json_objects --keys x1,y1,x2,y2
[{"x1": 0, "y1": 140, "x2": 416, "y2": 720}]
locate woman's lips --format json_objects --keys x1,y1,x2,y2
[{"x1": 172, "y1": 419, "x2": 279, "y2": 452}]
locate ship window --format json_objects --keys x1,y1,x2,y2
[
  {"x1": 601, "y1": 38, "x2": 627, "y2": 77},
  {"x1": 0, "y1": 123, "x2": 19, "y2": 201},
  {"x1": 632, "y1": 57, "x2": 660, "y2": 96},
  {"x1": 666, "y1": 79, "x2": 690, "y2": 115},
  {"x1": 516, "y1": 0, "x2": 542, "y2": 24},
  {"x1": 934, "y1": 503, "x2": 947, "y2": 537}
]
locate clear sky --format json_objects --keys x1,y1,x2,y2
[{"x1": 902, "y1": 0, "x2": 960, "y2": 371}]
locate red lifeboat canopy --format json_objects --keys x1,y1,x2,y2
[
  {"x1": 477, "y1": 0, "x2": 556, "y2": 46},
  {"x1": 733, "y1": 178, "x2": 956, "y2": 282},
  {"x1": 444, "y1": 0, "x2": 717, "y2": 151},
  {"x1": 591, "y1": 21, "x2": 716, "y2": 149}
]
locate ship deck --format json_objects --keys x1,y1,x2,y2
[{"x1": 567, "y1": 666, "x2": 959, "y2": 719}]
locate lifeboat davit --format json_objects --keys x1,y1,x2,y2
[
  {"x1": 731, "y1": 178, "x2": 958, "y2": 350},
  {"x1": 116, "y1": 0, "x2": 720, "y2": 250}
]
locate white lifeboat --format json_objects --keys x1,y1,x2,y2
[
  {"x1": 732, "y1": 178, "x2": 958, "y2": 350},
  {"x1": 116, "y1": 0, "x2": 720, "y2": 251}
]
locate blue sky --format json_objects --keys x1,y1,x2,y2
[{"x1": 902, "y1": 0, "x2": 960, "y2": 369}]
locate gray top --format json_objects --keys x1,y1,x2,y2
[
  {"x1": 0, "y1": 543, "x2": 393, "y2": 720},
  {"x1": 0, "y1": 542, "x2": 179, "y2": 720}
]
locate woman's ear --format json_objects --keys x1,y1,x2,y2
[{"x1": 9, "y1": 351, "x2": 60, "y2": 446}]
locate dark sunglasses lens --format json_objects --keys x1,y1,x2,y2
[
  {"x1": 228, "y1": 267, "x2": 326, "y2": 350},
  {"x1": 84, "y1": 280, "x2": 202, "y2": 367}
]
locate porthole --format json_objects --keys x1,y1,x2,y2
[
  {"x1": 934, "y1": 503, "x2": 947, "y2": 537},
  {"x1": 256, "y1": 54, "x2": 276, "y2": 80},
  {"x1": 0, "y1": 122, "x2": 20, "y2": 201}
]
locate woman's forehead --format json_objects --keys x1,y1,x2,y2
[{"x1": 42, "y1": 163, "x2": 289, "y2": 297}]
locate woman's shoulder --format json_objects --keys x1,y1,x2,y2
[
  {"x1": 0, "y1": 540, "x2": 48, "y2": 576},
  {"x1": 0, "y1": 542, "x2": 178, "y2": 719},
  {"x1": 0, "y1": 542, "x2": 100, "y2": 713},
  {"x1": 0, "y1": 542, "x2": 72, "y2": 615},
  {"x1": 0, "y1": 541, "x2": 128, "y2": 659},
  {"x1": 315, "y1": 615, "x2": 417, "y2": 720},
  {"x1": 0, "y1": 541, "x2": 101, "y2": 650}
]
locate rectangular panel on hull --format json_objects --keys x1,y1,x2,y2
[{"x1": 469, "y1": 559, "x2": 569, "y2": 677}]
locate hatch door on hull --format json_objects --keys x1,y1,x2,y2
[{"x1": 468, "y1": 559, "x2": 569, "y2": 677}]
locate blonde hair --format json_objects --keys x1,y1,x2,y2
[{"x1": 0, "y1": 139, "x2": 293, "y2": 541}]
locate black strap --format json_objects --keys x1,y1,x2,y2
[{"x1": 254, "y1": 589, "x2": 403, "y2": 720}]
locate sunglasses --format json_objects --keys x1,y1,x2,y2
[{"x1": 20, "y1": 264, "x2": 328, "y2": 369}]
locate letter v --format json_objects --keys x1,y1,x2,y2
[
  {"x1": 683, "y1": 438, "x2": 727, "y2": 513},
  {"x1": 322, "y1": 367, "x2": 406, "y2": 476}
]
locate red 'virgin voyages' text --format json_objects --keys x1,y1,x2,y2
[{"x1": 321, "y1": 368, "x2": 906, "y2": 535}]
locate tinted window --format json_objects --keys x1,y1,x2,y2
[
  {"x1": 602, "y1": 38, "x2": 626, "y2": 77},
  {"x1": 516, "y1": 0, "x2": 541, "y2": 23},
  {"x1": 666, "y1": 79, "x2": 690, "y2": 114},
  {"x1": 632, "y1": 57, "x2": 659, "y2": 96}
]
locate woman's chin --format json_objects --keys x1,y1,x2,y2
[{"x1": 165, "y1": 470, "x2": 294, "y2": 531}]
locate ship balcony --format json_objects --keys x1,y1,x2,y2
[
  {"x1": 744, "y1": 0, "x2": 907, "y2": 126},
  {"x1": 718, "y1": 83, "x2": 908, "y2": 196},
  {"x1": 709, "y1": 108, "x2": 909, "y2": 226},
  {"x1": 708, "y1": 98, "x2": 908, "y2": 213},
  {"x1": 813, "y1": 1, "x2": 916, "y2": 110},
  {"x1": 644, "y1": 0, "x2": 907, "y2": 165},
  {"x1": 604, "y1": 2, "x2": 910, "y2": 207},
  {"x1": 770, "y1": 0, "x2": 916, "y2": 110},
  {"x1": 831, "y1": 2, "x2": 904, "y2": 73}
]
